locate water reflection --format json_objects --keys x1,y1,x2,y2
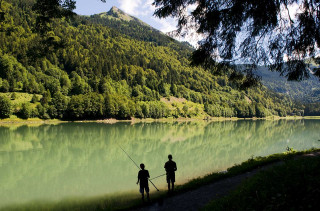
[{"x1": 0, "y1": 120, "x2": 319, "y2": 208}]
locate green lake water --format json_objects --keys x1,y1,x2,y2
[{"x1": 0, "y1": 119, "x2": 319, "y2": 208}]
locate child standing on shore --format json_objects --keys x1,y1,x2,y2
[{"x1": 137, "y1": 163, "x2": 150, "y2": 201}]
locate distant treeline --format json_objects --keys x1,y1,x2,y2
[
  {"x1": 303, "y1": 103, "x2": 320, "y2": 116},
  {"x1": 254, "y1": 65, "x2": 320, "y2": 103},
  {"x1": 0, "y1": 0, "x2": 299, "y2": 120}
]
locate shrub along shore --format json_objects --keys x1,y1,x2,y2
[
  {"x1": 3, "y1": 148, "x2": 320, "y2": 211},
  {"x1": 1, "y1": 115, "x2": 320, "y2": 125}
]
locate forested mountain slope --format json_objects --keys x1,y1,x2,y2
[
  {"x1": 0, "y1": 0, "x2": 296, "y2": 120},
  {"x1": 255, "y1": 66, "x2": 320, "y2": 103}
]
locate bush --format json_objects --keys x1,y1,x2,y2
[
  {"x1": 182, "y1": 105, "x2": 189, "y2": 117},
  {"x1": 31, "y1": 94, "x2": 39, "y2": 103},
  {"x1": 0, "y1": 95, "x2": 11, "y2": 118},
  {"x1": 11, "y1": 92, "x2": 17, "y2": 100},
  {"x1": 18, "y1": 103, "x2": 31, "y2": 119},
  {"x1": 36, "y1": 104, "x2": 50, "y2": 119}
]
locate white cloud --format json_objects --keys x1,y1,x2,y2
[
  {"x1": 117, "y1": 0, "x2": 155, "y2": 16},
  {"x1": 151, "y1": 16, "x2": 177, "y2": 32},
  {"x1": 116, "y1": 0, "x2": 176, "y2": 32},
  {"x1": 139, "y1": 0, "x2": 156, "y2": 16},
  {"x1": 118, "y1": 0, "x2": 143, "y2": 15}
]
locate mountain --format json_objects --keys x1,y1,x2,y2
[
  {"x1": 86, "y1": 7, "x2": 193, "y2": 52},
  {"x1": 105, "y1": 6, "x2": 136, "y2": 21},
  {"x1": 255, "y1": 66, "x2": 320, "y2": 103},
  {"x1": 100, "y1": 6, "x2": 150, "y2": 27},
  {"x1": 0, "y1": 0, "x2": 300, "y2": 120}
]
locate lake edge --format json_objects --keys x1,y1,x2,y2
[{"x1": 1, "y1": 115, "x2": 320, "y2": 125}]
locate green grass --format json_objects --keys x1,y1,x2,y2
[
  {"x1": 160, "y1": 97, "x2": 206, "y2": 118},
  {"x1": 0, "y1": 116, "x2": 61, "y2": 124},
  {"x1": 203, "y1": 152, "x2": 320, "y2": 210},
  {"x1": 3, "y1": 148, "x2": 320, "y2": 211},
  {"x1": 0, "y1": 92, "x2": 41, "y2": 109}
]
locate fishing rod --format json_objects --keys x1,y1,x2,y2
[
  {"x1": 150, "y1": 173, "x2": 166, "y2": 181},
  {"x1": 118, "y1": 144, "x2": 160, "y2": 191}
]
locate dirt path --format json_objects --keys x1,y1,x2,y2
[
  {"x1": 131, "y1": 164, "x2": 278, "y2": 211},
  {"x1": 132, "y1": 152, "x2": 320, "y2": 211}
]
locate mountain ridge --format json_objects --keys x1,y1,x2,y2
[{"x1": 97, "y1": 6, "x2": 153, "y2": 28}]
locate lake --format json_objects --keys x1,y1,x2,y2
[{"x1": 0, "y1": 119, "x2": 319, "y2": 208}]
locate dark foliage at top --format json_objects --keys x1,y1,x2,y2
[
  {"x1": 153, "y1": 0, "x2": 320, "y2": 86},
  {"x1": 32, "y1": 0, "x2": 76, "y2": 34}
]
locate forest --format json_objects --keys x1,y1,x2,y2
[{"x1": 0, "y1": 0, "x2": 314, "y2": 120}]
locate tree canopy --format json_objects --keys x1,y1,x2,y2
[
  {"x1": 153, "y1": 0, "x2": 320, "y2": 85},
  {"x1": 32, "y1": 0, "x2": 76, "y2": 34}
]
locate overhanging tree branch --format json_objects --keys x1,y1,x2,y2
[{"x1": 153, "y1": 0, "x2": 320, "y2": 87}]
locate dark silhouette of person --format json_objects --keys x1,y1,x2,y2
[
  {"x1": 137, "y1": 163, "x2": 150, "y2": 201},
  {"x1": 164, "y1": 154, "x2": 177, "y2": 192}
]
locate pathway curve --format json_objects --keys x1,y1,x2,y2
[{"x1": 132, "y1": 152, "x2": 320, "y2": 211}]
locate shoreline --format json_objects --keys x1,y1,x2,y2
[
  {"x1": 0, "y1": 118, "x2": 65, "y2": 125},
  {"x1": 0, "y1": 115, "x2": 320, "y2": 125}
]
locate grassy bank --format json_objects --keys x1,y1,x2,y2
[
  {"x1": 203, "y1": 151, "x2": 320, "y2": 210},
  {"x1": 3, "y1": 148, "x2": 320, "y2": 211},
  {"x1": 1, "y1": 115, "x2": 320, "y2": 125},
  {"x1": 0, "y1": 115, "x2": 63, "y2": 124}
]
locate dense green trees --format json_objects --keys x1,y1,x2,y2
[
  {"x1": 18, "y1": 103, "x2": 31, "y2": 119},
  {"x1": 304, "y1": 103, "x2": 320, "y2": 116},
  {"x1": 0, "y1": 0, "x2": 301, "y2": 120},
  {"x1": 0, "y1": 95, "x2": 11, "y2": 118},
  {"x1": 31, "y1": 94, "x2": 39, "y2": 103}
]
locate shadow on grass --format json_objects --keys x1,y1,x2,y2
[{"x1": 202, "y1": 151, "x2": 320, "y2": 210}]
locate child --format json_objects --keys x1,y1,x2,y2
[{"x1": 137, "y1": 163, "x2": 150, "y2": 201}]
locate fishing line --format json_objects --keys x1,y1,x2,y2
[
  {"x1": 118, "y1": 143, "x2": 160, "y2": 191},
  {"x1": 150, "y1": 173, "x2": 166, "y2": 181}
]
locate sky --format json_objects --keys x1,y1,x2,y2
[
  {"x1": 74, "y1": 0, "x2": 202, "y2": 46},
  {"x1": 74, "y1": 0, "x2": 177, "y2": 33}
]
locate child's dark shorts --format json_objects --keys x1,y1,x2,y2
[{"x1": 139, "y1": 184, "x2": 149, "y2": 193}]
